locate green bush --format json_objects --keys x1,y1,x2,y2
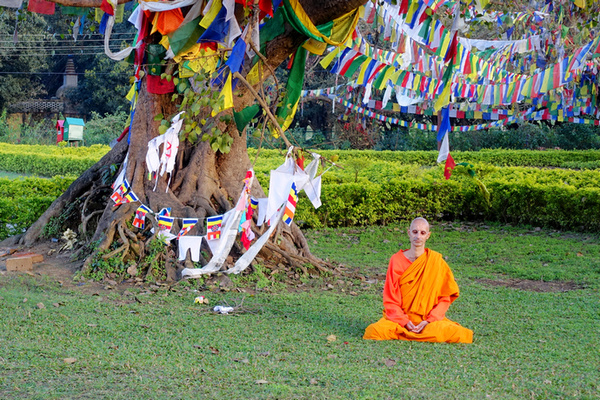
[
  {"x1": 0, "y1": 144, "x2": 109, "y2": 177},
  {"x1": 0, "y1": 177, "x2": 74, "y2": 240}
]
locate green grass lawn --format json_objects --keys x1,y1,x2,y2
[{"x1": 1, "y1": 223, "x2": 599, "y2": 399}]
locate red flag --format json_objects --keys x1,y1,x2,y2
[
  {"x1": 444, "y1": 153, "x2": 456, "y2": 180},
  {"x1": 100, "y1": 0, "x2": 114, "y2": 16},
  {"x1": 259, "y1": 0, "x2": 273, "y2": 17},
  {"x1": 399, "y1": 0, "x2": 409, "y2": 15},
  {"x1": 27, "y1": 0, "x2": 55, "y2": 15},
  {"x1": 444, "y1": 31, "x2": 458, "y2": 63}
]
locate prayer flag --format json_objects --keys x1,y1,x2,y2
[
  {"x1": 110, "y1": 180, "x2": 130, "y2": 205},
  {"x1": 100, "y1": 0, "x2": 114, "y2": 16},
  {"x1": 211, "y1": 72, "x2": 234, "y2": 116},
  {"x1": 132, "y1": 205, "x2": 152, "y2": 229},
  {"x1": 158, "y1": 215, "x2": 174, "y2": 232},
  {"x1": 282, "y1": 182, "x2": 298, "y2": 226},
  {"x1": 444, "y1": 154, "x2": 456, "y2": 180},
  {"x1": 198, "y1": 5, "x2": 229, "y2": 44},
  {"x1": 178, "y1": 218, "x2": 198, "y2": 238},
  {"x1": 158, "y1": 207, "x2": 172, "y2": 217},
  {"x1": 27, "y1": 0, "x2": 55, "y2": 15},
  {"x1": 123, "y1": 191, "x2": 139, "y2": 204},
  {"x1": 0, "y1": 0, "x2": 22, "y2": 7},
  {"x1": 207, "y1": 215, "x2": 223, "y2": 240}
]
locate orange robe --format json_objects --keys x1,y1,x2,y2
[{"x1": 363, "y1": 249, "x2": 473, "y2": 343}]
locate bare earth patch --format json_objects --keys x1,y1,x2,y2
[{"x1": 477, "y1": 278, "x2": 583, "y2": 292}]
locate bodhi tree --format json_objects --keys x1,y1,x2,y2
[{"x1": 20, "y1": 0, "x2": 367, "y2": 281}]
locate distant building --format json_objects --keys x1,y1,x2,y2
[{"x1": 9, "y1": 56, "x2": 80, "y2": 117}]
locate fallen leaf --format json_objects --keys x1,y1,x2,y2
[
  {"x1": 343, "y1": 341, "x2": 349, "y2": 345},
  {"x1": 209, "y1": 346, "x2": 220, "y2": 355},
  {"x1": 23, "y1": 298, "x2": 27, "y2": 303},
  {"x1": 257, "y1": 351, "x2": 270, "y2": 357},
  {"x1": 127, "y1": 265, "x2": 138, "y2": 276},
  {"x1": 37, "y1": 303, "x2": 45, "y2": 309},
  {"x1": 326, "y1": 334, "x2": 337, "y2": 342},
  {"x1": 309, "y1": 378, "x2": 318, "y2": 385},
  {"x1": 577, "y1": 252, "x2": 583, "y2": 257},
  {"x1": 52, "y1": 303, "x2": 60, "y2": 308},
  {"x1": 255, "y1": 379, "x2": 268, "y2": 385},
  {"x1": 233, "y1": 358, "x2": 249, "y2": 364},
  {"x1": 349, "y1": 291, "x2": 358, "y2": 296},
  {"x1": 544, "y1": 379, "x2": 552, "y2": 384},
  {"x1": 384, "y1": 358, "x2": 397, "y2": 367},
  {"x1": 193, "y1": 344, "x2": 202, "y2": 349},
  {"x1": 87, "y1": 324, "x2": 97, "y2": 327},
  {"x1": 63, "y1": 358, "x2": 77, "y2": 364}
]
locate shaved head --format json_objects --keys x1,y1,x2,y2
[{"x1": 410, "y1": 217, "x2": 430, "y2": 231}]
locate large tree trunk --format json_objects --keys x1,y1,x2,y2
[{"x1": 21, "y1": 0, "x2": 367, "y2": 280}]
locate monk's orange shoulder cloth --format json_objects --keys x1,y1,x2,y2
[{"x1": 395, "y1": 249, "x2": 459, "y2": 319}]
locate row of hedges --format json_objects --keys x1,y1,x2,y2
[
  {"x1": 248, "y1": 148, "x2": 600, "y2": 169},
  {"x1": 295, "y1": 175, "x2": 600, "y2": 232},
  {"x1": 2, "y1": 147, "x2": 600, "y2": 240},
  {"x1": 0, "y1": 144, "x2": 110, "y2": 177},
  {"x1": 1, "y1": 145, "x2": 598, "y2": 178},
  {"x1": 2, "y1": 170, "x2": 596, "y2": 240},
  {"x1": 0, "y1": 177, "x2": 74, "y2": 240}
]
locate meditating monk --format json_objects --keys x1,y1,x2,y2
[{"x1": 363, "y1": 217, "x2": 473, "y2": 343}]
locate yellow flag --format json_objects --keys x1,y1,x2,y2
[
  {"x1": 200, "y1": 0, "x2": 222, "y2": 29},
  {"x1": 434, "y1": 83, "x2": 451, "y2": 112},
  {"x1": 125, "y1": 83, "x2": 136, "y2": 102},
  {"x1": 211, "y1": 72, "x2": 234, "y2": 117},
  {"x1": 320, "y1": 47, "x2": 341, "y2": 69},
  {"x1": 159, "y1": 35, "x2": 170, "y2": 50}
]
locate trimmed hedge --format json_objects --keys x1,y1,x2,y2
[
  {"x1": 0, "y1": 144, "x2": 110, "y2": 177},
  {"x1": 248, "y1": 148, "x2": 600, "y2": 169},
  {"x1": 295, "y1": 175, "x2": 600, "y2": 232},
  {"x1": 0, "y1": 177, "x2": 74, "y2": 239},
  {"x1": 2, "y1": 147, "x2": 600, "y2": 240}
]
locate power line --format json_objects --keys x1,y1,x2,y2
[
  {"x1": 0, "y1": 38, "x2": 136, "y2": 44},
  {"x1": 0, "y1": 52, "x2": 113, "y2": 56},
  {"x1": 0, "y1": 32, "x2": 135, "y2": 37},
  {"x1": 0, "y1": 71, "x2": 131, "y2": 75}
]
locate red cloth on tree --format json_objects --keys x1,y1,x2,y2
[
  {"x1": 147, "y1": 74, "x2": 175, "y2": 94},
  {"x1": 27, "y1": 0, "x2": 55, "y2": 15}
]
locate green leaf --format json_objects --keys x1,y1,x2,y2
[
  {"x1": 158, "y1": 125, "x2": 168, "y2": 135},
  {"x1": 153, "y1": 114, "x2": 164, "y2": 121}
]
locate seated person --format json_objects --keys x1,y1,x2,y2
[{"x1": 363, "y1": 217, "x2": 473, "y2": 343}]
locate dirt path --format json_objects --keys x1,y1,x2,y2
[{"x1": 0, "y1": 240, "x2": 117, "y2": 294}]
